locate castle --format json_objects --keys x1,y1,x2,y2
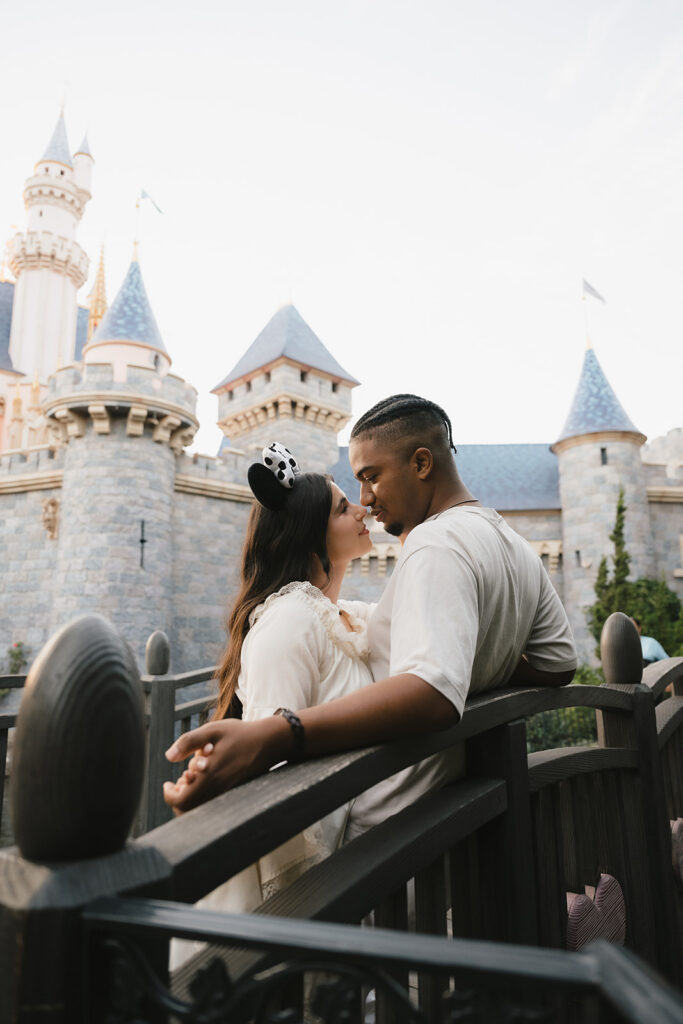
[{"x1": 1, "y1": 113, "x2": 682, "y2": 671}]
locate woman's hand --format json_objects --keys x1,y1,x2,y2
[{"x1": 162, "y1": 716, "x2": 292, "y2": 814}]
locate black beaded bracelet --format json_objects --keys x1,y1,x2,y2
[{"x1": 274, "y1": 707, "x2": 305, "y2": 762}]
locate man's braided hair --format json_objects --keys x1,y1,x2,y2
[{"x1": 350, "y1": 394, "x2": 456, "y2": 453}]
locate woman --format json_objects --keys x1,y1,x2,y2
[{"x1": 170, "y1": 443, "x2": 374, "y2": 948}]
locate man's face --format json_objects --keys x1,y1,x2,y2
[{"x1": 349, "y1": 435, "x2": 423, "y2": 537}]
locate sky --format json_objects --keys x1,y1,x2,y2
[{"x1": 1, "y1": 0, "x2": 682, "y2": 457}]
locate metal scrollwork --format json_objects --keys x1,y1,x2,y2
[{"x1": 94, "y1": 935, "x2": 558, "y2": 1024}]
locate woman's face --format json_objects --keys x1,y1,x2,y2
[{"x1": 325, "y1": 483, "x2": 372, "y2": 566}]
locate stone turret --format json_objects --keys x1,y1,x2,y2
[
  {"x1": 552, "y1": 343, "x2": 654, "y2": 661},
  {"x1": 42, "y1": 256, "x2": 198, "y2": 663},
  {"x1": 6, "y1": 113, "x2": 92, "y2": 379},
  {"x1": 212, "y1": 304, "x2": 358, "y2": 472}
]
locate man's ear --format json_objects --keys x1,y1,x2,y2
[{"x1": 413, "y1": 447, "x2": 434, "y2": 479}]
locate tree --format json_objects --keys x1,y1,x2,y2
[{"x1": 585, "y1": 489, "x2": 683, "y2": 657}]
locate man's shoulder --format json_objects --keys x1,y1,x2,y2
[{"x1": 403, "y1": 506, "x2": 504, "y2": 555}]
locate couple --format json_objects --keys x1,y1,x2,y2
[{"x1": 164, "y1": 393, "x2": 577, "y2": 902}]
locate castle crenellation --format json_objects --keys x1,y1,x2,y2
[{"x1": 1, "y1": 111, "x2": 682, "y2": 672}]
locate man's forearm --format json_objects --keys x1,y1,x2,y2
[
  {"x1": 293, "y1": 673, "x2": 459, "y2": 759},
  {"x1": 507, "y1": 656, "x2": 575, "y2": 688}
]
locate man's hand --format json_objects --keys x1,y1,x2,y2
[{"x1": 163, "y1": 716, "x2": 292, "y2": 814}]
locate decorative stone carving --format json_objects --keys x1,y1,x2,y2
[
  {"x1": 153, "y1": 414, "x2": 181, "y2": 444},
  {"x1": 53, "y1": 407, "x2": 85, "y2": 439},
  {"x1": 169, "y1": 424, "x2": 197, "y2": 456},
  {"x1": 88, "y1": 403, "x2": 111, "y2": 435},
  {"x1": 126, "y1": 404, "x2": 148, "y2": 436},
  {"x1": 41, "y1": 496, "x2": 59, "y2": 539}
]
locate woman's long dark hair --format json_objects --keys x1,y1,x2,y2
[{"x1": 213, "y1": 472, "x2": 333, "y2": 720}]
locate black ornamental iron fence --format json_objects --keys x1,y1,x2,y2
[{"x1": 0, "y1": 612, "x2": 681, "y2": 1022}]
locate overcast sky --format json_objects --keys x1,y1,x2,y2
[{"x1": 2, "y1": 0, "x2": 682, "y2": 456}]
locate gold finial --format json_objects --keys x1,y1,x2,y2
[
  {"x1": 12, "y1": 382, "x2": 23, "y2": 418},
  {"x1": 132, "y1": 239, "x2": 139, "y2": 262},
  {"x1": 87, "y1": 244, "x2": 108, "y2": 341}
]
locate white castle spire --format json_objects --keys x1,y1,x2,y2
[{"x1": 6, "y1": 112, "x2": 92, "y2": 381}]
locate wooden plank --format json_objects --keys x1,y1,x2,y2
[
  {"x1": 656, "y1": 696, "x2": 683, "y2": 750},
  {"x1": 170, "y1": 779, "x2": 506, "y2": 998},
  {"x1": 528, "y1": 746, "x2": 637, "y2": 791},
  {"x1": 630, "y1": 690, "x2": 683, "y2": 984},
  {"x1": 414, "y1": 857, "x2": 448, "y2": 1016},
  {"x1": 140, "y1": 676, "x2": 178, "y2": 834},
  {"x1": 642, "y1": 658, "x2": 683, "y2": 701},
  {"x1": 531, "y1": 786, "x2": 566, "y2": 948},
  {"x1": 448, "y1": 834, "x2": 482, "y2": 940},
  {"x1": 0, "y1": 731, "x2": 7, "y2": 841},
  {"x1": 374, "y1": 886, "x2": 409, "y2": 1024},
  {"x1": 572, "y1": 773, "x2": 597, "y2": 888},
  {"x1": 558, "y1": 779, "x2": 581, "y2": 894},
  {"x1": 468, "y1": 719, "x2": 538, "y2": 945}
]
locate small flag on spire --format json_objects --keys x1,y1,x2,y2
[
  {"x1": 139, "y1": 189, "x2": 163, "y2": 214},
  {"x1": 582, "y1": 279, "x2": 606, "y2": 304}
]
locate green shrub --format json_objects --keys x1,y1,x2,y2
[{"x1": 525, "y1": 665, "x2": 600, "y2": 753}]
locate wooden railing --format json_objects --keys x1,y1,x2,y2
[{"x1": 0, "y1": 614, "x2": 682, "y2": 1022}]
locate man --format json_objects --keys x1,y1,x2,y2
[
  {"x1": 631, "y1": 617, "x2": 669, "y2": 666},
  {"x1": 164, "y1": 394, "x2": 576, "y2": 816}
]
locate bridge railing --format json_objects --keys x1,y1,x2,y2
[{"x1": 0, "y1": 614, "x2": 681, "y2": 1022}]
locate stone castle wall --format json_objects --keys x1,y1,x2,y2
[{"x1": 558, "y1": 437, "x2": 655, "y2": 663}]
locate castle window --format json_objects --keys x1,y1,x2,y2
[
  {"x1": 39, "y1": 211, "x2": 43, "y2": 217},
  {"x1": 246, "y1": 380, "x2": 252, "y2": 392},
  {"x1": 331, "y1": 382, "x2": 338, "y2": 393},
  {"x1": 300, "y1": 371, "x2": 307, "y2": 383},
  {"x1": 265, "y1": 371, "x2": 271, "y2": 382},
  {"x1": 228, "y1": 391, "x2": 234, "y2": 401},
  {"x1": 60, "y1": 169, "x2": 65, "y2": 176},
  {"x1": 600, "y1": 447, "x2": 608, "y2": 465},
  {"x1": 153, "y1": 354, "x2": 160, "y2": 370},
  {"x1": 575, "y1": 550, "x2": 581, "y2": 567}
]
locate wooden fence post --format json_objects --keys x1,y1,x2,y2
[
  {"x1": 138, "y1": 674, "x2": 177, "y2": 834},
  {"x1": 467, "y1": 718, "x2": 538, "y2": 945},
  {"x1": 596, "y1": 612, "x2": 682, "y2": 986},
  {"x1": 0, "y1": 615, "x2": 171, "y2": 1023}
]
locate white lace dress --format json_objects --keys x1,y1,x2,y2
[{"x1": 171, "y1": 582, "x2": 373, "y2": 967}]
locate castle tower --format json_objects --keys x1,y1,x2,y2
[
  {"x1": 6, "y1": 114, "x2": 92, "y2": 380},
  {"x1": 43, "y1": 255, "x2": 198, "y2": 664},
  {"x1": 86, "y1": 245, "x2": 108, "y2": 342},
  {"x1": 212, "y1": 304, "x2": 358, "y2": 472},
  {"x1": 552, "y1": 343, "x2": 654, "y2": 661}
]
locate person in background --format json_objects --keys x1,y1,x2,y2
[{"x1": 631, "y1": 617, "x2": 669, "y2": 666}]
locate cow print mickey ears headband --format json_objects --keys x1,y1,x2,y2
[{"x1": 247, "y1": 442, "x2": 302, "y2": 511}]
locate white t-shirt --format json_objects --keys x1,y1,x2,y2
[{"x1": 346, "y1": 505, "x2": 577, "y2": 835}]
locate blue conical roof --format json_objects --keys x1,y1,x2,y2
[
  {"x1": 89, "y1": 259, "x2": 168, "y2": 355},
  {"x1": 74, "y1": 132, "x2": 92, "y2": 158},
  {"x1": 40, "y1": 113, "x2": 73, "y2": 168},
  {"x1": 556, "y1": 347, "x2": 641, "y2": 444},
  {"x1": 212, "y1": 304, "x2": 358, "y2": 391}
]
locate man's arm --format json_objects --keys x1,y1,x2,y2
[
  {"x1": 507, "y1": 654, "x2": 575, "y2": 688},
  {"x1": 164, "y1": 673, "x2": 457, "y2": 813}
]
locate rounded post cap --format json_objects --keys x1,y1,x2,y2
[
  {"x1": 145, "y1": 630, "x2": 171, "y2": 675},
  {"x1": 600, "y1": 612, "x2": 643, "y2": 687},
  {"x1": 10, "y1": 614, "x2": 145, "y2": 862}
]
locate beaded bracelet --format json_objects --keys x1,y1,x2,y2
[{"x1": 273, "y1": 707, "x2": 305, "y2": 762}]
